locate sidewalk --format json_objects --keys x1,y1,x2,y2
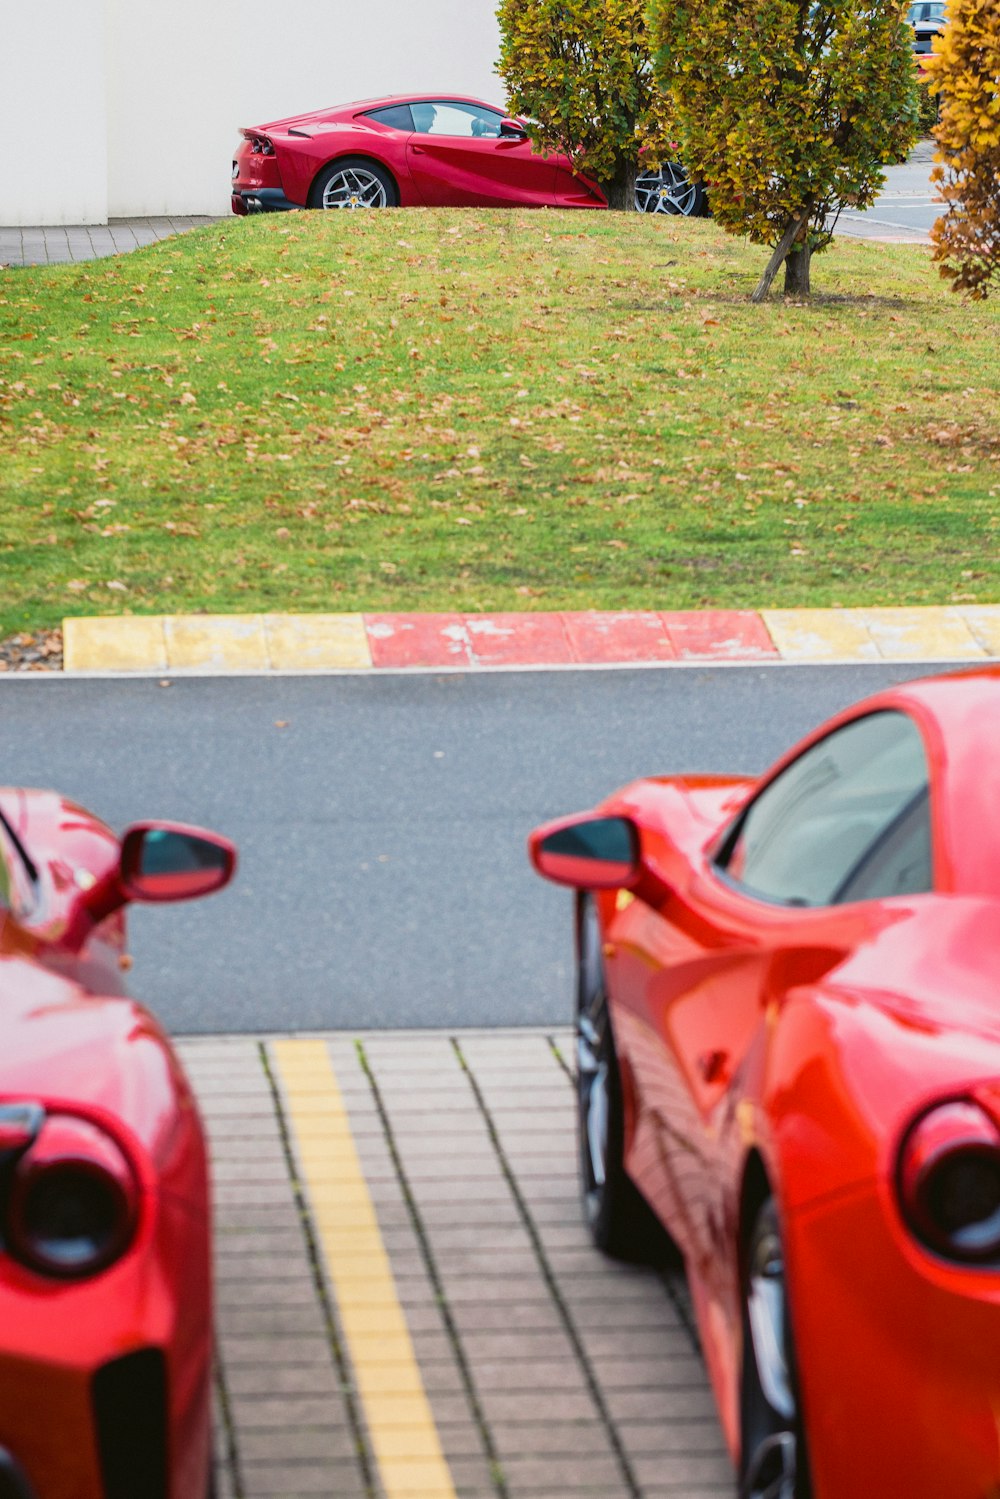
[
  {"x1": 0, "y1": 217, "x2": 220, "y2": 267},
  {"x1": 184, "y1": 1029, "x2": 729, "y2": 1499}
]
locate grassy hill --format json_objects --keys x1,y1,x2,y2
[{"x1": 1, "y1": 208, "x2": 998, "y2": 637}]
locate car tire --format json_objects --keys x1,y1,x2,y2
[
  {"x1": 309, "y1": 157, "x2": 398, "y2": 210},
  {"x1": 740, "y1": 1196, "x2": 812, "y2": 1499},
  {"x1": 576, "y1": 895, "x2": 674, "y2": 1262},
  {"x1": 635, "y1": 163, "x2": 707, "y2": 218}
]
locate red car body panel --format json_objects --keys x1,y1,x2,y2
[
  {"x1": 0, "y1": 790, "x2": 232, "y2": 1499},
  {"x1": 231, "y1": 93, "x2": 606, "y2": 215},
  {"x1": 531, "y1": 669, "x2": 1000, "y2": 1499}
]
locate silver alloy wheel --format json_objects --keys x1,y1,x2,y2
[
  {"x1": 321, "y1": 166, "x2": 389, "y2": 210},
  {"x1": 635, "y1": 162, "x2": 700, "y2": 216},
  {"x1": 744, "y1": 1217, "x2": 798, "y2": 1499},
  {"x1": 577, "y1": 899, "x2": 610, "y2": 1207}
]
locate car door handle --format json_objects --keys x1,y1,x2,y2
[{"x1": 411, "y1": 144, "x2": 427, "y2": 154}]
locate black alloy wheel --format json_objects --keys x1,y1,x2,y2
[
  {"x1": 740, "y1": 1197, "x2": 812, "y2": 1499},
  {"x1": 576, "y1": 895, "x2": 671, "y2": 1260}
]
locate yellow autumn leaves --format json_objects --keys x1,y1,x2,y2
[{"x1": 924, "y1": 0, "x2": 1000, "y2": 297}]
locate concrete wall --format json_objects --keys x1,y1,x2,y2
[
  {"x1": 3, "y1": 0, "x2": 502, "y2": 225},
  {"x1": 1, "y1": 0, "x2": 109, "y2": 224}
]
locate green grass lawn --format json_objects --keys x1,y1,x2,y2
[{"x1": 1, "y1": 208, "x2": 998, "y2": 638}]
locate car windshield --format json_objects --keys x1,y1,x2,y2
[{"x1": 908, "y1": 2, "x2": 946, "y2": 21}]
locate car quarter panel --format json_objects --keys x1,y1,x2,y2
[
  {"x1": 0, "y1": 1186, "x2": 211, "y2": 1499},
  {"x1": 789, "y1": 1178, "x2": 1000, "y2": 1499}
]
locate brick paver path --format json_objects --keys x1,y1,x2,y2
[
  {"x1": 0, "y1": 218, "x2": 221, "y2": 267},
  {"x1": 179, "y1": 1030, "x2": 733, "y2": 1499}
]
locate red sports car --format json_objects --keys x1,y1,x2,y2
[
  {"x1": 530, "y1": 668, "x2": 1000, "y2": 1499},
  {"x1": 231, "y1": 92, "x2": 705, "y2": 217},
  {"x1": 0, "y1": 790, "x2": 235, "y2": 1499}
]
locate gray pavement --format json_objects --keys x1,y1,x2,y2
[
  {"x1": 0, "y1": 663, "x2": 954, "y2": 1034},
  {"x1": 189, "y1": 1028, "x2": 729, "y2": 1499},
  {"x1": 0, "y1": 216, "x2": 220, "y2": 267},
  {"x1": 835, "y1": 138, "x2": 937, "y2": 243}
]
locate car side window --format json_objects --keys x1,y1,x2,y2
[
  {"x1": 364, "y1": 104, "x2": 415, "y2": 132},
  {"x1": 410, "y1": 102, "x2": 505, "y2": 138},
  {"x1": 715, "y1": 711, "x2": 932, "y2": 907}
]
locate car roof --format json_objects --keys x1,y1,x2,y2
[{"x1": 342, "y1": 93, "x2": 505, "y2": 114}]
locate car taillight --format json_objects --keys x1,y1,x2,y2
[
  {"x1": 4, "y1": 1115, "x2": 138, "y2": 1279},
  {"x1": 898, "y1": 1100, "x2": 1000, "y2": 1263}
]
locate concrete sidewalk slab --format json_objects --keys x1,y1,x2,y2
[
  {"x1": 60, "y1": 605, "x2": 1000, "y2": 675},
  {"x1": 183, "y1": 1029, "x2": 730, "y2": 1499},
  {"x1": 0, "y1": 217, "x2": 221, "y2": 268}
]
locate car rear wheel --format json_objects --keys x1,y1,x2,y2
[
  {"x1": 635, "y1": 163, "x2": 706, "y2": 217},
  {"x1": 576, "y1": 895, "x2": 672, "y2": 1261},
  {"x1": 310, "y1": 158, "x2": 397, "y2": 210},
  {"x1": 740, "y1": 1197, "x2": 812, "y2": 1499}
]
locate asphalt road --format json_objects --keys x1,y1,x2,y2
[
  {"x1": 836, "y1": 140, "x2": 937, "y2": 242},
  {"x1": 0, "y1": 663, "x2": 954, "y2": 1033}
]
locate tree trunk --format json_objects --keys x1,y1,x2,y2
[
  {"x1": 784, "y1": 242, "x2": 812, "y2": 296},
  {"x1": 602, "y1": 161, "x2": 638, "y2": 212},
  {"x1": 751, "y1": 207, "x2": 812, "y2": 303}
]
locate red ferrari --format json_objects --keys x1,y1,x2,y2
[
  {"x1": 231, "y1": 92, "x2": 706, "y2": 217},
  {"x1": 530, "y1": 668, "x2": 1000, "y2": 1499},
  {"x1": 0, "y1": 791, "x2": 235, "y2": 1499}
]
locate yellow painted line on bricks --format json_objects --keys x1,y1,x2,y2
[{"x1": 271, "y1": 1039, "x2": 457, "y2": 1499}]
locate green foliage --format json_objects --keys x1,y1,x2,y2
[
  {"x1": 916, "y1": 79, "x2": 940, "y2": 136},
  {"x1": 649, "y1": 0, "x2": 921, "y2": 293},
  {"x1": 925, "y1": 0, "x2": 1000, "y2": 298},
  {"x1": 496, "y1": 0, "x2": 674, "y2": 208}
]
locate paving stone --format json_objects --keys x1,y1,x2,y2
[{"x1": 188, "y1": 1028, "x2": 734, "y2": 1499}]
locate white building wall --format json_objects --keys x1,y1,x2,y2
[
  {"x1": 1, "y1": 0, "x2": 109, "y2": 225},
  {"x1": 4, "y1": 0, "x2": 502, "y2": 226}
]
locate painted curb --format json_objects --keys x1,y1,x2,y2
[{"x1": 59, "y1": 606, "x2": 1000, "y2": 675}]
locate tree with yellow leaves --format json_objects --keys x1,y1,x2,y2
[
  {"x1": 924, "y1": 0, "x2": 1000, "y2": 298},
  {"x1": 496, "y1": 0, "x2": 675, "y2": 210},
  {"x1": 649, "y1": 0, "x2": 920, "y2": 299}
]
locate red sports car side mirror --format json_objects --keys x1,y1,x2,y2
[
  {"x1": 119, "y1": 823, "x2": 237, "y2": 904},
  {"x1": 499, "y1": 118, "x2": 528, "y2": 141},
  {"x1": 529, "y1": 814, "x2": 641, "y2": 889}
]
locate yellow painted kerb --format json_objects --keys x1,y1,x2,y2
[
  {"x1": 62, "y1": 613, "x2": 372, "y2": 672},
  {"x1": 270, "y1": 1038, "x2": 457, "y2": 1499}
]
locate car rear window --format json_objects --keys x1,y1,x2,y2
[{"x1": 364, "y1": 105, "x2": 415, "y2": 132}]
